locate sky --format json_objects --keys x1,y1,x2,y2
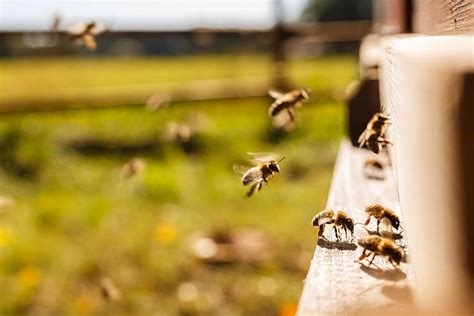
[{"x1": 0, "y1": 0, "x2": 309, "y2": 31}]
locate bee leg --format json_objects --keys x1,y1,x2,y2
[
  {"x1": 388, "y1": 257, "x2": 398, "y2": 269},
  {"x1": 376, "y1": 219, "x2": 380, "y2": 234},
  {"x1": 318, "y1": 224, "x2": 325, "y2": 237},
  {"x1": 287, "y1": 108, "x2": 295, "y2": 122},
  {"x1": 343, "y1": 225, "x2": 348, "y2": 240},
  {"x1": 365, "y1": 216, "x2": 371, "y2": 226},
  {"x1": 246, "y1": 184, "x2": 257, "y2": 197},
  {"x1": 334, "y1": 226, "x2": 340, "y2": 241},
  {"x1": 368, "y1": 253, "x2": 377, "y2": 266},
  {"x1": 358, "y1": 249, "x2": 368, "y2": 261}
]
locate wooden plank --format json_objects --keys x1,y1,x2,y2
[
  {"x1": 412, "y1": 0, "x2": 474, "y2": 34},
  {"x1": 297, "y1": 140, "x2": 415, "y2": 315}
]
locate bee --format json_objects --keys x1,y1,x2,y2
[
  {"x1": 121, "y1": 158, "x2": 145, "y2": 178},
  {"x1": 364, "y1": 159, "x2": 383, "y2": 170},
  {"x1": 146, "y1": 93, "x2": 170, "y2": 112},
  {"x1": 357, "y1": 235, "x2": 404, "y2": 268},
  {"x1": 51, "y1": 15, "x2": 62, "y2": 32},
  {"x1": 69, "y1": 21, "x2": 105, "y2": 50},
  {"x1": 358, "y1": 112, "x2": 392, "y2": 154},
  {"x1": 100, "y1": 277, "x2": 121, "y2": 302},
  {"x1": 312, "y1": 210, "x2": 354, "y2": 241},
  {"x1": 164, "y1": 122, "x2": 192, "y2": 143},
  {"x1": 234, "y1": 153, "x2": 285, "y2": 197},
  {"x1": 365, "y1": 204, "x2": 401, "y2": 235},
  {"x1": 365, "y1": 131, "x2": 393, "y2": 154},
  {"x1": 268, "y1": 89, "x2": 310, "y2": 122},
  {"x1": 363, "y1": 159, "x2": 385, "y2": 180}
]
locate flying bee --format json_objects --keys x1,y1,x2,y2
[
  {"x1": 121, "y1": 158, "x2": 145, "y2": 178},
  {"x1": 68, "y1": 21, "x2": 105, "y2": 50},
  {"x1": 100, "y1": 277, "x2": 121, "y2": 302},
  {"x1": 358, "y1": 112, "x2": 392, "y2": 154},
  {"x1": 233, "y1": 153, "x2": 285, "y2": 197},
  {"x1": 164, "y1": 122, "x2": 192, "y2": 143},
  {"x1": 365, "y1": 204, "x2": 401, "y2": 236},
  {"x1": 268, "y1": 89, "x2": 310, "y2": 122},
  {"x1": 357, "y1": 235, "x2": 404, "y2": 268},
  {"x1": 312, "y1": 210, "x2": 354, "y2": 242}
]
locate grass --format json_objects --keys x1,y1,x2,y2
[
  {"x1": 0, "y1": 54, "x2": 356, "y2": 106},
  {"x1": 0, "y1": 54, "x2": 356, "y2": 315}
]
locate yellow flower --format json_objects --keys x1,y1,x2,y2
[
  {"x1": 0, "y1": 226, "x2": 14, "y2": 247},
  {"x1": 279, "y1": 302, "x2": 297, "y2": 316},
  {"x1": 154, "y1": 222, "x2": 177, "y2": 245},
  {"x1": 17, "y1": 265, "x2": 41, "y2": 291}
]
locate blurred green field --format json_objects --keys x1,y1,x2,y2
[
  {"x1": 0, "y1": 54, "x2": 356, "y2": 315},
  {"x1": 0, "y1": 55, "x2": 355, "y2": 109}
]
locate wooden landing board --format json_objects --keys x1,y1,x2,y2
[{"x1": 297, "y1": 140, "x2": 415, "y2": 315}]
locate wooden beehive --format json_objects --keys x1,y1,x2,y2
[{"x1": 297, "y1": 1, "x2": 473, "y2": 314}]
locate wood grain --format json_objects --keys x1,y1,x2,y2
[
  {"x1": 413, "y1": 0, "x2": 474, "y2": 34},
  {"x1": 297, "y1": 140, "x2": 415, "y2": 315}
]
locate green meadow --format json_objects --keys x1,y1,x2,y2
[{"x1": 0, "y1": 54, "x2": 356, "y2": 315}]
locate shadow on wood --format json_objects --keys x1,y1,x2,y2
[
  {"x1": 359, "y1": 264, "x2": 407, "y2": 281},
  {"x1": 317, "y1": 238, "x2": 357, "y2": 251},
  {"x1": 381, "y1": 284, "x2": 414, "y2": 306}
]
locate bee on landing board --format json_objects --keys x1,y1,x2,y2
[
  {"x1": 312, "y1": 210, "x2": 354, "y2": 242},
  {"x1": 233, "y1": 153, "x2": 285, "y2": 197},
  {"x1": 68, "y1": 21, "x2": 105, "y2": 50},
  {"x1": 363, "y1": 159, "x2": 385, "y2": 180},
  {"x1": 358, "y1": 112, "x2": 392, "y2": 154},
  {"x1": 268, "y1": 89, "x2": 310, "y2": 123},
  {"x1": 365, "y1": 204, "x2": 401, "y2": 237},
  {"x1": 357, "y1": 235, "x2": 404, "y2": 268}
]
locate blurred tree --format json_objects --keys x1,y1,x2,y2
[{"x1": 301, "y1": 0, "x2": 372, "y2": 22}]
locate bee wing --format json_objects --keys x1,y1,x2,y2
[
  {"x1": 377, "y1": 136, "x2": 393, "y2": 145},
  {"x1": 357, "y1": 129, "x2": 369, "y2": 147},
  {"x1": 269, "y1": 91, "x2": 300, "y2": 115},
  {"x1": 247, "y1": 152, "x2": 279, "y2": 163},
  {"x1": 241, "y1": 167, "x2": 262, "y2": 185},
  {"x1": 268, "y1": 89, "x2": 285, "y2": 99},
  {"x1": 268, "y1": 99, "x2": 286, "y2": 117},
  {"x1": 90, "y1": 22, "x2": 105, "y2": 35},
  {"x1": 232, "y1": 164, "x2": 249, "y2": 175},
  {"x1": 68, "y1": 23, "x2": 86, "y2": 35},
  {"x1": 82, "y1": 34, "x2": 97, "y2": 50},
  {"x1": 379, "y1": 217, "x2": 394, "y2": 239}
]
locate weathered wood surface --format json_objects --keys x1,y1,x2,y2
[
  {"x1": 413, "y1": 0, "x2": 474, "y2": 34},
  {"x1": 297, "y1": 140, "x2": 415, "y2": 315}
]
